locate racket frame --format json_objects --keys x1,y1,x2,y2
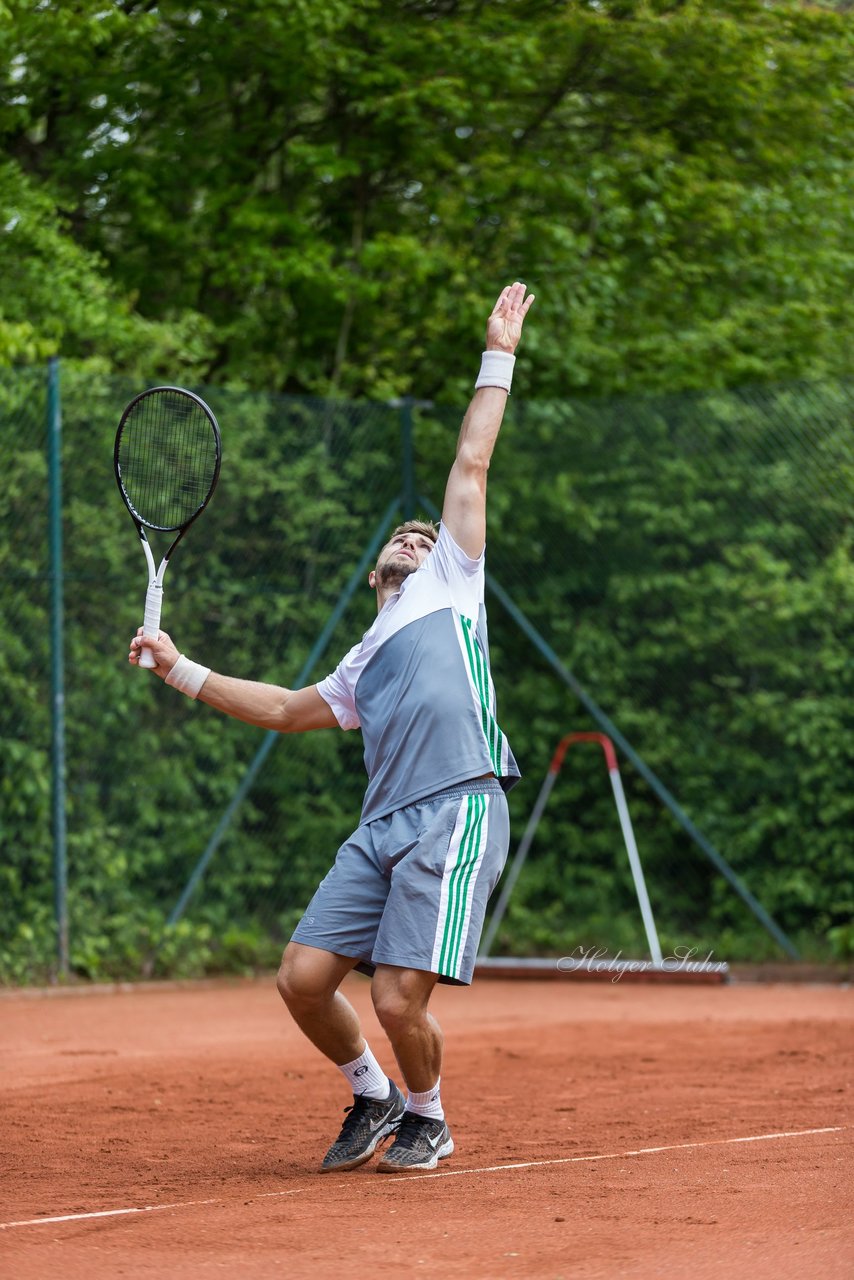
[{"x1": 114, "y1": 386, "x2": 221, "y2": 669}]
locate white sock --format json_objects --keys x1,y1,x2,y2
[
  {"x1": 337, "y1": 1043, "x2": 391, "y2": 1100},
  {"x1": 405, "y1": 1078, "x2": 444, "y2": 1122}
]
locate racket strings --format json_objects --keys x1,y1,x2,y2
[{"x1": 118, "y1": 392, "x2": 219, "y2": 529}]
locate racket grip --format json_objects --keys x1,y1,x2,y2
[{"x1": 139, "y1": 581, "x2": 164, "y2": 670}]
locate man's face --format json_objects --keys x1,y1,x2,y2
[{"x1": 369, "y1": 529, "x2": 435, "y2": 593}]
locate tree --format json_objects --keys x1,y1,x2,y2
[
  {"x1": 0, "y1": 157, "x2": 211, "y2": 370},
  {"x1": 1, "y1": 1, "x2": 851, "y2": 394}
]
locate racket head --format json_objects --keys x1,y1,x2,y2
[{"x1": 114, "y1": 386, "x2": 222, "y2": 532}]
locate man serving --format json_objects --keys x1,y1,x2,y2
[{"x1": 129, "y1": 281, "x2": 535, "y2": 1172}]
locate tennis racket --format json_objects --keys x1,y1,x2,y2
[{"x1": 114, "y1": 386, "x2": 221, "y2": 669}]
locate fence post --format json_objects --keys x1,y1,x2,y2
[
  {"x1": 47, "y1": 356, "x2": 69, "y2": 978},
  {"x1": 392, "y1": 397, "x2": 433, "y2": 521},
  {"x1": 400, "y1": 398, "x2": 416, "y2": 520}
]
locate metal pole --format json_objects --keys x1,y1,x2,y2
[
  {"x1": 167, "y1": 495, "x2": 402, "y2": 926},
  {"x1": 479, "y1": 766, "x2": 559, "y2": 958},
  {"x1": 400, "y1": 398, "x2": 416, "y2": 520},
  {"x1": 391, "y1": 397, "x2": 432, "y2": 521},
  {"x1": 607, "y1": 766, "x2": 663, "y2": 966},
  {"x1": 47, "y1": 357, "x2": 68, "y2": 978}
]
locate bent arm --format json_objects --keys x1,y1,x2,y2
[
  {"x1": 128, "y1": 629, "x2": 339, "y2": 732},
  {"x1": 441, "y1": 282, "x2": 534, "y2": 559}
]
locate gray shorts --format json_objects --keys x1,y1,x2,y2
[{"x1": 291, "y1": 778, "x2": 509, "y2": 985}]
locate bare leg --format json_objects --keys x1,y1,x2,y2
[
  {"x1": 277, "y1": 942, "x2": 363, "y2": 1065},
  {"x1": 371, "y1": 965, "x2": 442, "y2": 1093}
]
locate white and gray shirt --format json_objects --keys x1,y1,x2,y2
[{"x1": 316, "y1": 523, "x2": 520, "y2": 825}]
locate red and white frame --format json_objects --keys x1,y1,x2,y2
[{"x1": 479, "y1": 732, "x2": 663, "y2": 966}]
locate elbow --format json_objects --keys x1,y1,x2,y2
[
  {"x1": 455, "y1": 444, "x2": 491, "y2": 478},
  {"x1": 275, "y1": 691, "x2": 299, "y2": 733},
  {"x1": 277, "y1": 703, "x2": 298, "y2": 734}
]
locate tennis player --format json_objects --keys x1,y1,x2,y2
[{"x1": 129, "y1": 281, "x2": 534, "y2": 1172}]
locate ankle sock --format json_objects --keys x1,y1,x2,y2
[
  {"x1": 337, "y1": 1043, "x2": 391, "y2": 1100},
  {"x1": 404, "y1": 1078, "x2": 444, "y2": 1121}
]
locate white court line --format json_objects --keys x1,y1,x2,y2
[
  {"x1": 0, "y1": 1126, "x2": 843, "y2": 1231},
  {"x1": 379, "y1": 1125, "x2": 845, "y2": 1184},
  {"x1": 0, "y1": 1189, "x2": 308, "y2": 1231}
]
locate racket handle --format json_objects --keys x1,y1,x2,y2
[{"x1": 139, "y1": 581, "x2": 164, "y2": 670}]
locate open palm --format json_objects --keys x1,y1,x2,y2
[{"x1": 486, "y1": 281, "x2": 535, "y2": 353}]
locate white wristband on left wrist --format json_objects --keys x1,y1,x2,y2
[{"x1": 475, "y1": 349, "x2": 515, "y2": 393}]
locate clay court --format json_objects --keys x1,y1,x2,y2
[{"x1": 1, "y1": 974, "x2": 851, "y2": 1279}]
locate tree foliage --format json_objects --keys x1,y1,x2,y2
[
  {"x1": 1, "y1": 0, "x2": 851, "y2": 393},
  {"x1": 1, "y1": 370, "x2": 851, "y2": 982}
]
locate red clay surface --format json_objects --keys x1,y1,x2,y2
[{"x1": 1, "y1": 975, "x2": 851, "y2": 1279}]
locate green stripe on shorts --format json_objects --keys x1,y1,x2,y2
[{"x1": 438, "y1": 793, "x2": 486, "y2": 978}]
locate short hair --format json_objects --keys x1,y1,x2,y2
[{"x1": 389, "y1": 519, "x2": 439, "y2": 544}]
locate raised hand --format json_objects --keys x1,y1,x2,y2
[{"x1": 485, "y1": 281, "x2": 535, "y2": 354}]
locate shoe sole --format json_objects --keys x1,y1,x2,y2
[
  {"x1": 318, "y1": 1115, "x2": 403, "y2": 1173},
  {"x1": 375, "y1": 1134, "x2": 454, "y2": 1173}
]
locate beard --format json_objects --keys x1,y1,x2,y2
[{"x1": 375, "y1": 554, "x2": 419, "y2": 592}]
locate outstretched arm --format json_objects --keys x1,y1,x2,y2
[
  {"x1": 128, "y1": 629, "x2": 338, "y2": 732},
  {"x1": 441, "y1": 281, "x2": 535, "y2": 558}
]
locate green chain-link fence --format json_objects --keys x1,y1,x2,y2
[{"x1": 1, "y1": 366, "x2": 852, "y2": 983}]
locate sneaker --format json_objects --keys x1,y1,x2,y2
[
  {"x1": 375, "y1": 1111, "x2": 454, "y2": 1172},
  {"x1": 319, "y1": 1081, "x2": 405, "y2": 1173}
]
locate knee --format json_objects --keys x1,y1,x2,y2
[
  {"x1": 276, "y1": 946, "x2": 331, "y2": 1013},
  {"x1": 371, "y1": 987, "x2": 410, "y2": 1035},
  {"x1": 372, "y1": 973, "x2": 433, "y2": 1036}
]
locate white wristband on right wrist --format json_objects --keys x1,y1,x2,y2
[
  {"x1": 475, "y1": 349, "x2": 515, "y2": 393},
  {"x1": 165, "y1": 654, "x2": 211, "y2": 699}
]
